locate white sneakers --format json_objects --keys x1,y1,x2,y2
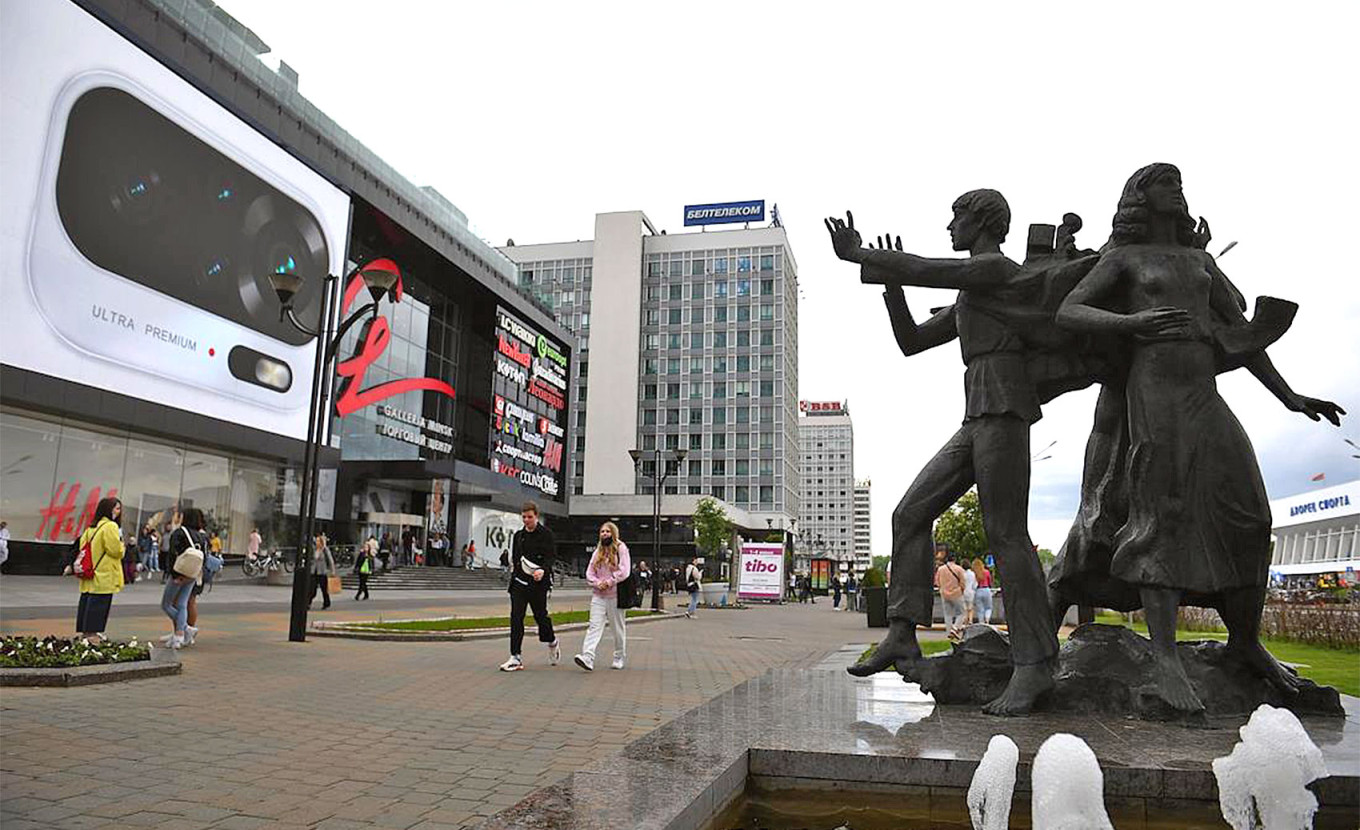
[
  {"x1": 498, "y1": 655, "x2": 524, "y2": 672},
  {"x1": 611, "y1": 657, "x2": 625, "y2": 670},
  {"x1": 184, "y1": 625, "x2": 198, "y2": 645},
  {"x1": 574, "y1": 654, "x2": 593, "y2": 671},
  {"x1": 167, "y1": 634, "x2": 185, "y2": 649},
  {"x1": 548, "y1": 640, "x2": 561, "y2": 666}
]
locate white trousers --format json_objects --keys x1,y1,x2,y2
[{"x1": 580, "y1": 594, "x2": 626, "y2": 663}]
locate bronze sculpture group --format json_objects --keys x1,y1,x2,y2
[{"x1": 827, "y1": 164, "x2": 1345, "y2": 716}]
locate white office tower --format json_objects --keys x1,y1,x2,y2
[
  {"x1": 798, "y1": 401, "x2": 855, "y2": 571},
  {"x1": 499, "y1": 209, "x2": 800, "y2": 530},
  {"x1": 853, "y1": 479, "x2": 872, "y2": 576}
]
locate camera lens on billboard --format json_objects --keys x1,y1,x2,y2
[{"x1": 108, "y1": 169, "x2": 163, "y2": 225}]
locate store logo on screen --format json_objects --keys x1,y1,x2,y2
[{"x1": 335, "y1": 260, "x2": 456, "y2": 418}]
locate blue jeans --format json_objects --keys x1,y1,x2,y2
[
  {"x1": 687, "y1": 590, "x2": 699, "y2": 615},
  {"x1": 161, "y1": 577, "x2": 194, "y2": 632}
]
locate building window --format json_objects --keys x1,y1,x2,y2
[
  {"x1": 690, "y1": 357, "x2": 704, "y2": 374},
  {"x1": 689, "y1": 433, "x2": 703, "y2": 450},
  {"x1": 645, "y1": 309, "x2": 659, "y2": 325},
  {"x1": 736, "y1": 432, "x2": 750, "y2": 450},
  {"x1": 666, "y1": 382, "x2": 680, "y2": 400},
  {"x1": 736, "y1": 459, "x2": 750, "y2": 476},
  {"x1": 714, "y1": 306, "x2": 728, "y2": 323},
  {"x1": 759, "y1": 380, "x2": 774, "y2": 397},
  {"x1": 645, "y1": 334, "x2": 659, "y2": 350},
  {"x1": 736, "y1": 381, "x2": 751, "y2": 397},
  {"x1": 688, "y1": 485, "x2": 703, "y2": 494},
  {"x1": 736, "y1": 485, "x2": 750, "y2": 503},
  {"x1": 760, "y1": 329, "x2": 774, "y2": 346},
  {"x1": 712, "y1": 460, "x2": 726, "y2": 476},
  {"x1": 690, "y1": 333, "x2": 704, "y2": 349},
  {"x1": 665, "y1": 433, "x2": 680, "y2": 450},
  {"x1": 760, "y1": 254, "x2": 774, "y2": 271},
  {"x1": 668, "y1": 334, "x2": 682, "y2": 349},
  {"x1": 643, "y1": 384, "x2": 657, "y2": 400},
  {"x1": 713, "y1": 382, "x2": 727, "y2": 399},
  {"x1": 688, "y1": 459, "x2": 703, "y2": 476},
  {"x1": 689, "y1": 382, "x2": 703, "y2": 399},
  {"x1": 668, "y1": 307, "x2": 682, "y2": 325},
  {"x1": 714, "y1": 280, "x2": 728, "y2": 298},
  {"x1": 692, "y1": 259, "x2": 706, "y2": 277},
  {"x1": 738, "y1": 256, "x2": 751, "y2": 272},
  {"x1": 714, "y1": 257, "x2": 728, "y2": 274},
  {"x1": 711, "y1": 485, "x2": 726, "y2": 500},
  {"x1": 760, "y1": 432, "x2": 774, "y2": 449},
  {"x1": 759, "y1": 304, "x2": 773, "y2": 321},
  {"x1": 713, "y1": 407, "x2": 727, "y2": 426},
  {"x1": 647, "y1": 261, "x2": 662, "y2": 277},
  {"x1": 713, "y1": 356, "x2": 728, "y2": 373},
  {"x1": 736, "y1": 355, "x2": 751, "y2": 372},
  {"x1": 760, "y1": 459, "x2": 773, "y2": 476},
  {"x1": 736, "y1": 305, "x2": 751, "y2": 323},
  {"x1": 689, "y1": 408, "x2": 703, "y2": 425},
  {"x1": 761, "y1": 278, "x2": 774, "y2": 295},
  {"x1": 735, "y1": 407, "x2": 750, "y2": 424},
  {"x1": 667, "y1": 358, "x2": 680, "y2": 374},
  {"x1": 669, "y1": 259, "x2": 684, "y2": 277},
  {"x1": 760, "y1": 354, "x2": 774, "y2": 371},
  {"x1": 643, "y1": 409, "x2": 657, "y2": 426},
  {"x1": 714, "y1": 331, "x2": 728, "y2": 348},
  {"x1": 692, "y1": 307, "x2": 705, "y2": 324},
  {"x1": 736, "y1": 277, "x2": 751, "y2": 296},
  {"x1": 643, "y1": 358, "x2": 658, "y2": 375},
  {"x1": 713, "y1": 433, "x2": 727, "y2": 449},
  {"x1": 691, "y1": 281, "x2": 705, "y2": 299},
  {"x1": 759, "y1": 485, "x2": 773, "y2": 504},
  {"x1": 642, "y1": 435, "x2": 656, "y2": 451},
  {"x1": 669, "y1": 283, "x2": 683, "y2": 301},
  {"x1": 736, "y1": 330, "x2": 750, "y2": 347}
]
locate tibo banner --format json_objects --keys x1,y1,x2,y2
[{"x1": 738, "y1": 542, "x2": 785, "y2": 601}]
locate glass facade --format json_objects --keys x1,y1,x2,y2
[{"x1": 0, "y1": 407, "x2": 284, "y2": 555}]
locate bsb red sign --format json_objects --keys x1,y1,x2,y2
[{"x1": 334, "y1": 259, "x2": 456, "y2": 418}]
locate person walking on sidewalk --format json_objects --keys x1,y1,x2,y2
[
  {"x1": 684, "y1": 558, "x2": 703, "y2": 618},
  {"x1": 962, "y1": 558, "x2": 979, "y2": 626},
  {"x1": 160, "y1": 508, "x2": 205, "y2": 649},
  {"x1": 832, "y1": 574, "x2": 844, "y2": 610},
  {"x1": 74, "y1": 497, "x2": 125, "y2": 642},
  {"x1": 936, "y1": 552, "x2": 969, "y2": 641},
  {"x1": 574, "y1": 522, "x2": 630, "y2": 671},
  {"x1": 309, "y1": 532, "x2": 336, "y2": 610},
  {"x1": 499, "y1": 501, "x2": 560, "y2": 672},
  {"x1": 972, "y1": 559, "x2": 995, "y2": 625},
  {"x1": 355, "y1": 535, "x2": 377, "y2": 600}
]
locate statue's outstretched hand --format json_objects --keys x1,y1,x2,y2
[
  {"x1": 1287, "y1": 394, "x2": 1345, "y2": 427},
  {"x1": 824, "y1": 211, "x2": 864, "y2": 263},
  {"x1": 1193, "y1": 216, "x2": 1212, "y2": 251},
  {"x1": 871, "y1": 232, "x2": 904, "y2": 252}
]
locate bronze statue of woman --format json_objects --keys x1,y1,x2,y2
[{"x1": 1055, "y1": 163, "x2": 1344, "y2": 712}]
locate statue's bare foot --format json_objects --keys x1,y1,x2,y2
[
  {"x1": 1231, "y1": 640, "x2": 1302, "y2": 695},
  {"x1": 1150, "y1": 651, "x2": 1204, "y2": 712},
  {"x1": 848, "y1": 622, "x2": 922, "y2": 677},
  {"x1": 981, "y1": 663, "x2": 1054, "y2": 716}
]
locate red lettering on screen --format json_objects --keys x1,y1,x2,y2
[
  {"x1": 334, "y1": 260, "x2": 457, "y2": 418},
  {"x1": 498, "y1": 335, "x2": 532, "y2": 368},
  {"x1": 542, "y1": 438, "x2": 563, "y2": 473},
  {"x1": 527, "y1": 378, "x2": 564, "y2": 410}
]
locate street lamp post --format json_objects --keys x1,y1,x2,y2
[
  {"x1": 629, "y1": 447, "x2": 688, "y2": 611},
  {"x1": 271, "y1": 259, "x2": 402, "y2": 643}
]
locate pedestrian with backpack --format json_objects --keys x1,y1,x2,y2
[
  {"x1": 72, "y1": 497, "x2": 125, "y2": 642},
  {"x1": 573, "y1": 522, "x2": 630, "y2": 671},
  {"x1": 684, "y1": 558, "x2": 703, "y2": 619},
  {"x1": 161, "y1": 508, "x2": 207, "y2": 649}
]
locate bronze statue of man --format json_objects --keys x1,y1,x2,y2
[{"x1": 826, "y1": 191, "x2": 1058, "y2": 715}]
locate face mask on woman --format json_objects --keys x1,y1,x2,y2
[{"x1": 601, "y1": 534, "x2": 613, "y2": 544}]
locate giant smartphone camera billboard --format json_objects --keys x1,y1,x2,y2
[{"x1": 0, "y1": 1, "x2": 350, "y2": 441}]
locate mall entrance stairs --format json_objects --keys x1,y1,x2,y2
[{"x1": 340, "y1": 566, "x2": 589, "y2": 591}]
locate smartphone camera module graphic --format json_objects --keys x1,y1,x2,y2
[{"x1": 27, "y1": 73, "x2": 335, "y2": 411}]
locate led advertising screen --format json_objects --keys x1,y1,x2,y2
[
  {"x1": 738, "y1": 542, "x2": 785, "y2": 601},
  {"x1": 0, "y1": 1, "x2": 351, "y2": 441},
  {"x1": 489, "y1": 306, "x2": 568, "y2": 500}
]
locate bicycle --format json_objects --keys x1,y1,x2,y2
[{"x1": 242, "y1": 549, "x2": 296, "y2": 578}]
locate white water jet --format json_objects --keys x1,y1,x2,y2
[
  {"x1": 1212, "y1": 704, "x2": 1327, "y2": 830},
  {"x1": 967, "y1": 735, "x2": 1018, "y2": 830},
  {"x1": 1031, "y1": 733, "x2": 1114, "y2": 830}
]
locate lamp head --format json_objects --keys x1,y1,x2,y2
[
  {"x1": 674, "y1": 448, "x2": 689, "y2": 463},
  {"x1": 268, "y1": 271, "x2": 305, "y2": 308},
  {"x1": 628, "y1": 449, "x2": 642, "y2": 465},
  {"x1": 358, "y1": 258, "x2": 402, "y2": 304}
]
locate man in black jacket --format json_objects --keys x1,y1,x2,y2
[{"x1": 499, "y1": 501, "x2": 560, "y2": 671}]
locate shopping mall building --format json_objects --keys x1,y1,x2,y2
[{"x1": 0, "y1": 0, "x2": 573, "y2": 572}]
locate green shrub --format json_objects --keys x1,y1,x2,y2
[{"x1": 861, "y1": 567, "x2": 886, "y2": 588}]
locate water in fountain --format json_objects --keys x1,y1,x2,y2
[
  {"x1": 967, "y1": 734, "x2": 1018, "y2": 830},
  {"x1": 1212, "y1": 704, "x2": 1328, "y2": 830},
  {"x1": 1031, "y1": 733, "x2": 1115, "y2": 830}
]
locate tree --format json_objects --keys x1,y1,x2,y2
[
  {"x1": 693, "y1": 497, "x2": 733, "y2": 558},
  {"x1": 933, "y1": 489, "x2": 988, "y2": 561},
  {"x1": 871, "y1": 555, "x2": 890, "y2": 574},
  {"x1": 1036, "y1": 547, "x2": 1056, "y2": 571}
]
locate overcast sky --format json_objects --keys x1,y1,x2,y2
[{"x1": 221, "y1": 0, "x2": 1359, "y2": 554}]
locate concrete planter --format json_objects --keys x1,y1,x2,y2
[
  {"x1": 265, "y1": 568, "x2": 293, "y2": 586},
  {"x1": 0, "y1": 647, "x2": 181, "y2": 687}
]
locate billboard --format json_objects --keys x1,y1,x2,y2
[
  {"x1": 683, "y1": 199, "x2": 765, "y2": 227},
  {"x1": 489, "y1": 306, "x2": 569, "y2": 500},
  {"x1": 0, "y1": 1, "x2": 351, "y2": 442},
  {"x1": 738, "y1": 542, "x2": 785, "y2": 601}
]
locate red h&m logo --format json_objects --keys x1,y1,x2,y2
[
  {"x1": 542, "y1": 438, "x2": 563, "y2": 473},
  {"x1": 335, "y1": 259, "x2": 456, "y2": 418},
  {"x1": 37, "y1": 482, "x2": 119, "y2": 541}
]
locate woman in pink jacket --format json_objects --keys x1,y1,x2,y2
[{"x1": 573, "y1": 522, "x2": 630, "y2": 671}]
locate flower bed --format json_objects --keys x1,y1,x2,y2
[{"x1": 0, "y1": 635, "x2": 150, "y2": 668}]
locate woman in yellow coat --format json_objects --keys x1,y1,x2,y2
[{"x1": 74, "y1": 497, "x2": 125, "y2": 641}]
